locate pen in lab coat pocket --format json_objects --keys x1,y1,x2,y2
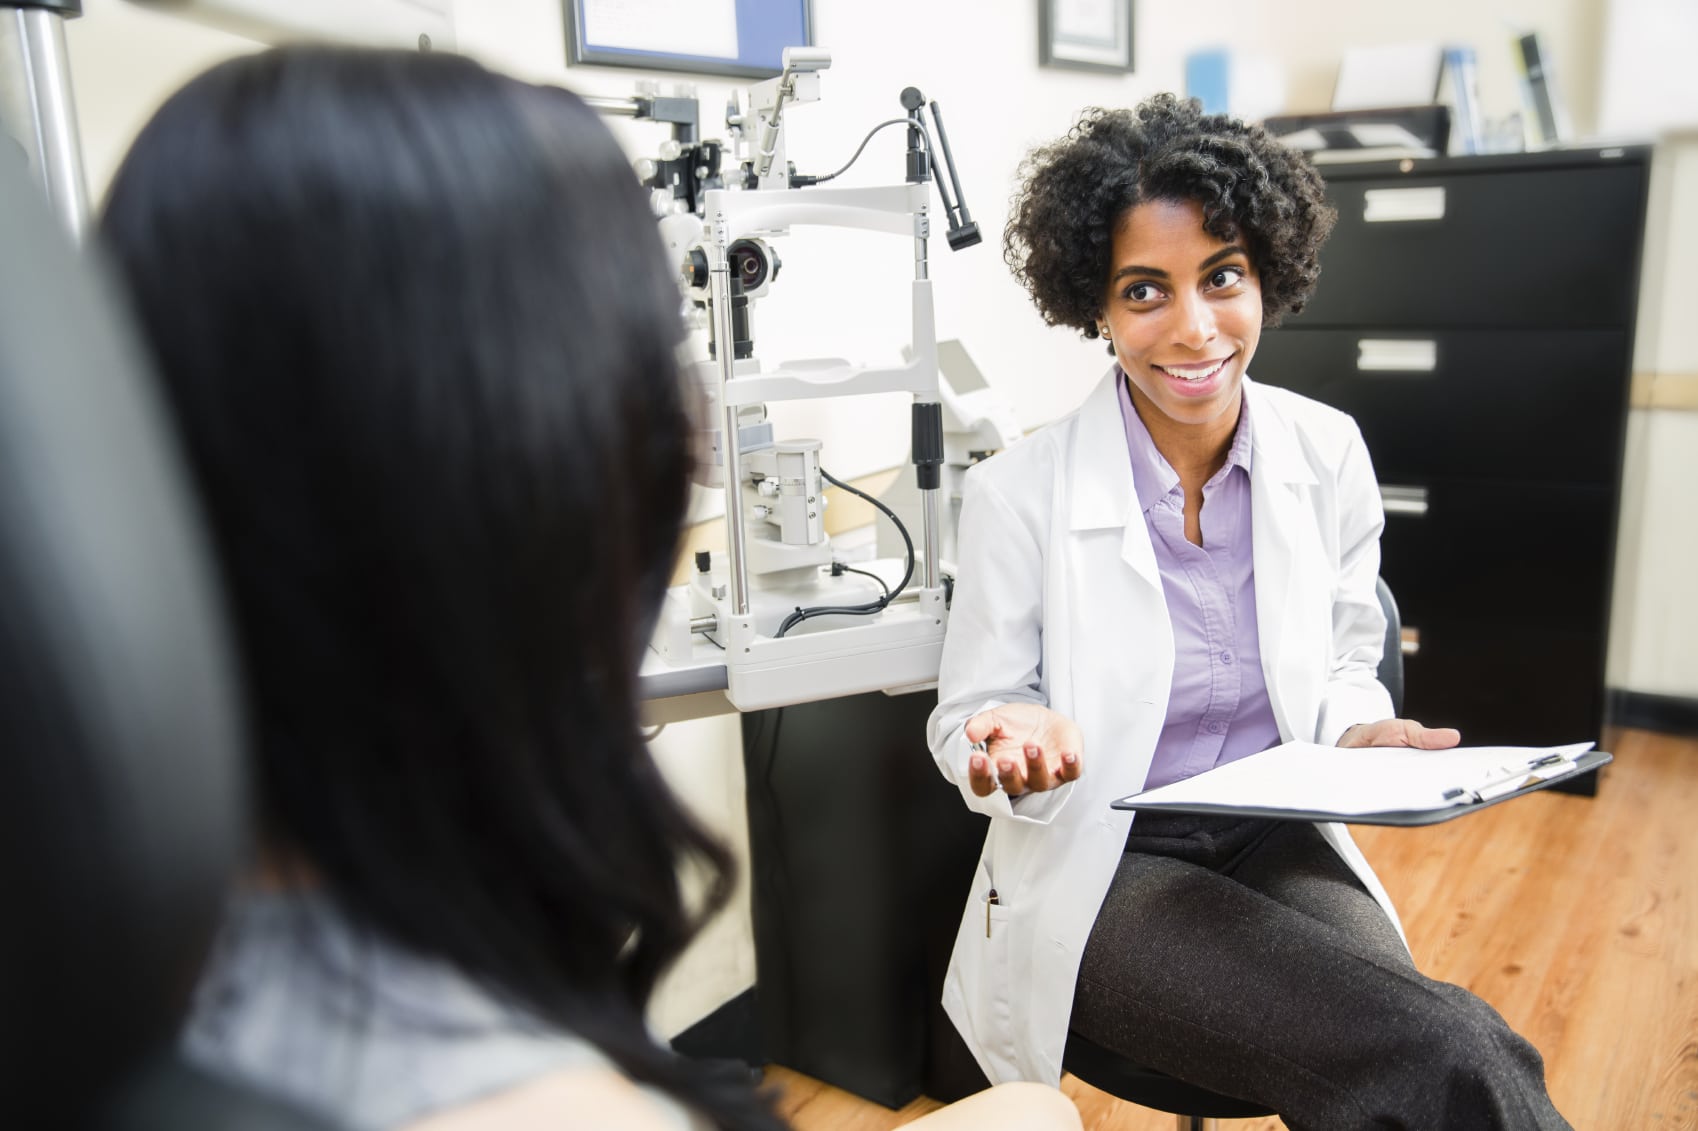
[{"x1": 986, "y1": 888, "x2": 999, "y2": 937}]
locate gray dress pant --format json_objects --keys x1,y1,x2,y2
[{"x1": 1068, "y1": 813, "x2": 1571, "y2": 1131}]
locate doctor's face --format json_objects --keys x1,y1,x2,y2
[{"x1": 1100, "y1": 198, "x2": 1262, "y2": 436}]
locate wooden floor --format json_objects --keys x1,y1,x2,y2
[{"x1": 771, "y1": 727, "x2": 1698, "y2": 1130}]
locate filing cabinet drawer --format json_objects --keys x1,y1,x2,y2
[
  {"x1": 1250, "y1": 328, "x2": 1629, "y2": 487},
  {"x1": 1375, "y1": 480, "x2": 1616, "y2": 634},
  {"x1": 1293, "y1": 163, "x2": 1645, "y2": 330},
  {"x1": 1400, "y1": 622, "x2": 1607, "y2": 752}
]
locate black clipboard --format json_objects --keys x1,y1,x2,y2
[{"x1": 1110, "y1": 748, "x2": 1612, "y2": 827}]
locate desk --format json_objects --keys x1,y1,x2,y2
[
  {"x1": 737, "y1": 688, "x2": 987, "y2": 1108},
  {"x1": 644, "y1": 673, "x2": 986, "y2": 1110},
  {"x1": 639, "y1": 645, "x2": 734, "y2": 727}
]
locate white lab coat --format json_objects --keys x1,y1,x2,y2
[{"x1": 927, "y1": 370, "x2": 1405, "y2": 1086}]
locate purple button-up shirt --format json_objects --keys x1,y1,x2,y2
[{"x1": 1117, "y1": 373, "x2": 1283, "y2": 790}]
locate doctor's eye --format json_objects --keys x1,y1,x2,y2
[
  {"x1": 1123, "y1": 281, "x2": 1164, "y2": 303},
  {"x1": 1206, "y1": 266, "x2": 1248, "y2": 291}
]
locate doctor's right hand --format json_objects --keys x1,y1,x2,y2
[{"x1": 964, "y1": 703, "x2": 1083, "y2": 797}]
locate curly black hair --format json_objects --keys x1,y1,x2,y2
[{"x1": 1004, "y1": 93, "x2": 1336, "y2": 340}]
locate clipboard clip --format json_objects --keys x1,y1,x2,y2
[{"x1": 1455, "y1": 752, "x2": 1574, "y2": 804}]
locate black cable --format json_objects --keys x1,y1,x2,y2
[
  {"x1": 774, "y1": 467, "x2": 915, "y2": 637},
  {"x1": 836, "y1": 563, "x2": 890, "y2": 600},
  {"x1": 822, "y1": 466, "x2": 915, "y2": 590},
  {"x1": 790, "y1": 118, "x2": 926, "y2": 186}
]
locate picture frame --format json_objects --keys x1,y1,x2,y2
[
  {"x1": 564, "y1": 0, "x2": 813, "y2": 81},
  {"x1": 1039, "y1": 0, "x2": 1134, "y2": 74}
]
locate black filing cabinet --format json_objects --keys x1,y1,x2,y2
[{"x1": 1251, "y1": 148, "x2": 1651, "y2": 787}]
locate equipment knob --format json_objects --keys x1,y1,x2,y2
[{"x1": 681, "y1": 247, "x2": 710, "y2": 290}]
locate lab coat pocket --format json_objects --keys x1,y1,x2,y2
[
  {"x1": 983, "y1": 885, "x2": 1014, "y2": 939},
  {"x1": 960, "y1": 857, "x2": 1020, "y2": 1061}
]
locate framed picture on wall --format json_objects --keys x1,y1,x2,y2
[
  {"x1": 1039, "y1": 0, "x2": 1134, "y2": 74},
  {"x1": 564, "y1": 0, "x2": 813, "y2": 80}
]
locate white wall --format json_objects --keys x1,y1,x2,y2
[
  {"x1": 1610, "y1": 411, "x2": 1698, "y2": 698},
  {"x1": 1597, "y1": 0, "x2": 1698, "y2": 702},
  {"x1": 58, "y1": 0, "x2": 1685, "y2": 1038},
  {"x1": 1607, "y1": 136, "x2": 1698, "y2": 700},
  {"x1": 1598, "y1": 0, "x2": 1698, "y2": 138}
]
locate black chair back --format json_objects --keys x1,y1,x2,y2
[
  {"x1": 1376, "y1": 576, "x2": 1404, "y2": 716},
  {"x1": 0, "y1": 158, "x2": 332, "y2": 1130}
]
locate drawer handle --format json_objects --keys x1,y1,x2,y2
[
  {"x1": 1401, "y1": 626, "x2": 1421, "y2": 657},
  {"x1": 1357, "y1": 339, "x2": 1437, "y2": 372},
  {"x1": 1380, "y1": 485, "x2": 1429, "y2": 517},
  {"x1": 1363, "y1": 186, "x2": 1446, "y2": 223}
]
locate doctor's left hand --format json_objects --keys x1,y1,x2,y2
[
  {"x1": 1337, "y1": 718, "x2": 1462, "y2": 749},
  {"x1": 964, "y1": 703, "x2": 1083, "y2": 797}
]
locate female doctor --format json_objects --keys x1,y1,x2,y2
[{"x1": 928, "y1": 95, "x2": 1571, "y2": 1129}]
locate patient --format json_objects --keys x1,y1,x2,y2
[{"x1": 99, "y1": 46, "x2": 1078, "y2": 1131}]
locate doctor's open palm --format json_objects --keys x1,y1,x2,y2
[{"x1": 964, "y1": 703, "x2": 1083, "y2": 797}]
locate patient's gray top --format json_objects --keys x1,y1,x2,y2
[{"x1": 182, "y1": 891, "x2": 706, "y2": 1131}]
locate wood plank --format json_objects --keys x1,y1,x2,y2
[{"x1": 775, "y1": 728, "x2": 1698, "y2": 1130}]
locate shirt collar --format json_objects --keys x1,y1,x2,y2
[{"x1": 1115, "y1": 366, "x2": 1254, "y2": 514}]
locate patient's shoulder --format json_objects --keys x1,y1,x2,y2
[
  {"x1": 401, "y1": 1062, "x2": 707, "y2": 1131},
  {"x1": 904, "y1": 1082, "x2": 1082, "y2": 1130}
]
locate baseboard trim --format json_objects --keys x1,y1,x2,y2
[
  {"x1": 669, "y1": 987, "x2": 764, "y2": 1068},
  {"x1": 1607, "y1": 688, "x2": 1698, "y2": 737}
]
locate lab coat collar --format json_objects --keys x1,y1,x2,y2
[
  {"x1": 1069, "y1": 371, "x2": 1322, "y2": 597},
  {"x1": 1243, "y1": 375, "x2": 1320, "y2": 488},
  {"x1": 1067, "y1": 371, "x2": 1317, "y2": 536},
  {"x1": 1244, "y1": 374, "x2": 1323, "y2": 743},
  {"x1": 1067, "y1": 368, "x2": 1160, "y2": 594},
  {"x1": 1067, "y1": 368, "x2": 1136, "y2": 534}
]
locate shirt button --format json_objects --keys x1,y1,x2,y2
[
  {"x1": 1220, "y1": 651, "x2": 1234, "y2": 664},
  {"x1": 1205, "y1": 721, "x2": 1225, "y2": 735}
]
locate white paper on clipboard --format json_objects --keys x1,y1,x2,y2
[{"x1": 1117, "y1": 741, "x2": 1597, "y2": 817}]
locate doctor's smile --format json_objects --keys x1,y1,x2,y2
[{"x1": 1149, "y1": 356, "x2": 1232, "y2": 383}]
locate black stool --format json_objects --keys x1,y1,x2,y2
[{"x1": 1063, "y1": 1032, "x2": 1274, "y2": 1130}]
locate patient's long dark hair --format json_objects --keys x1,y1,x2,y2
[{"x1": 101, "y1": 46, "x2": 781, "y2": 1130}]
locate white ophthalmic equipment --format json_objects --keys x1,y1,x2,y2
[{"x1": 2, "y1": 9, "x2": 994, "y2": 718}]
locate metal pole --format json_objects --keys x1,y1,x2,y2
[
  {"x1": 921, "y1": 476, "x2": 940, "y2": 589},
  {"x1": 582, "y1": 94, "x2": 640, "y2": 117},
  {"x1": 707, "y1": 213, "x2": 751, "y2": 617},
  {"x1": 911, "y1": 204, "x2": 939, "y2": 590},
  {"x1": 1, "y1": 7, "x2": 89, "y2": 241}
]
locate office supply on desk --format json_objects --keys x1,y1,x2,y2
[
  {"x1": 1438, "y1": 45, "x2": 1483, "y2": 154},
  {"x1": 1184, "y1": 48, "x2": 1284, "y2": 121},
  {"x1": 1111, "y1": 741, "x2": 1608, "y2": 826},
  {"x1": 1264, "y1": 106, "x2": 1450, "y2": 163},
  {"x1": 1332, "y1": 42, "x2": 1444, "y2": 112},
  {"x1": 1514, "y1": 31, "x2": 1571, "y2": 147}
]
